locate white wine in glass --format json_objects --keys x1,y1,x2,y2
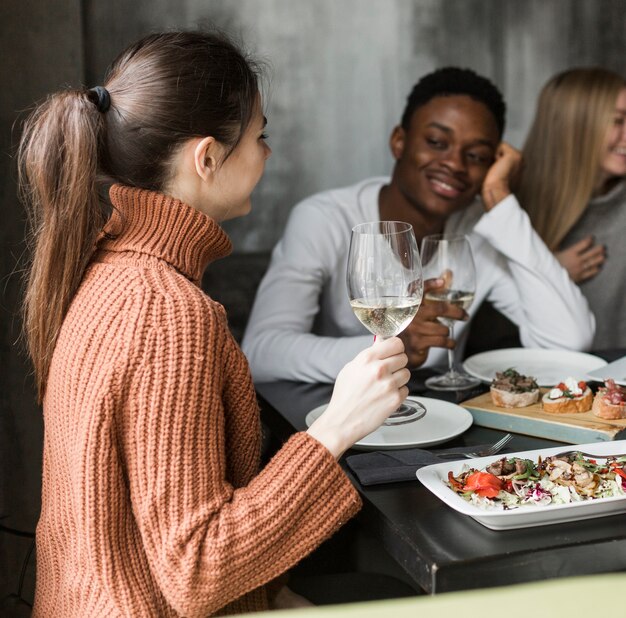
[
  {"x1": 347, "y1": 221, "x2": 426, "y2": 425},
  {"x1": 350, "y1": 297, "x2": 421, "y2": 339},
  {"x1": 421, "y1": 234, "x2": 481, "y2": 391}
]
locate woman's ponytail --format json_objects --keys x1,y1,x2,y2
[
  {"x1": 19, "y1": 31, "x2": 262, "y2": 402},
  {"x1": 19, "y1": 89, "x2": 108, "y2": 401}
]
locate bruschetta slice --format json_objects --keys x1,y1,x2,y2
[
  {"x1": 490, "y1": 368, "x2": 540, "y2": 408},
  {"x1": 592, "y1": 379, "x2": 626, "y2": 420},
  {"x1": 542, "y1": 377, "x2": 592, "y2": 414}
]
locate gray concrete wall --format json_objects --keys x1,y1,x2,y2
[
  {"x1": 82, "y1": 0, "x2": 626, "y2": 250},
  {"x1": 0, "y1": 0, "x2": 84, "y2": 603},
  {"x1": 1, "y1": 0, "x2": 624, "y2": 604}
]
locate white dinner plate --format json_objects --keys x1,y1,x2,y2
[
  {"x1": 417, "y1": 440, "x2": 626, "y2": 530},
  {"x1": 305, "y1": 396, "x2": 473, "y2": 451},
  {"x1": 463, "y1": 348, "x2": 607, "y2": 387},
  {"x1": 586, "y1": 356, "x2": 626, "y2": 386}
]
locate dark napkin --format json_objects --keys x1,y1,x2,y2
[{"x1": 345, "y1": 444, "x2": 498, "y2": 486}]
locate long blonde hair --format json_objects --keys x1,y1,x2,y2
[
  {"x1": 519, "y1": 67, "x2": 625, "y2": 250},
  {"x1": 19, "y1": 31, "x2": 261, "y2": 401}
]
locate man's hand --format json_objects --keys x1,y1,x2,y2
[
  {"x1": 556, "y1": 236, "x2": 605, "y2": 283},
  {"x1": 399, "y1": 278, "x2": 467, "y2": 368},
  {"x1": 481, "y1": 142, "x2": 523, "y2": 211}
]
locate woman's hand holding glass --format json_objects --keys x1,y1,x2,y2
[
  {"x1": 308, "y1": 221, "x2": 426, "y2": 456},
  {"x1": 306, "y1": 337, "x2": 410, "y2": 458}
]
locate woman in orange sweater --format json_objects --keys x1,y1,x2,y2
[{"x1": 19, "y1": 32, "x2": 410, "y2": 617}]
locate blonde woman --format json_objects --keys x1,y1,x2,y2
[{"x1": 519, "y1": 67, "x2": 626, "y2": 349}]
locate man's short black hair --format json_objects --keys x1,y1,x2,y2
[{"x1": 400, "y1": 67, "x2": 506, "y2": 137}]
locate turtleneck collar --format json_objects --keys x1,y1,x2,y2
[{"x1": 99, "y1": 184, "x2": 232, "y2": 284}]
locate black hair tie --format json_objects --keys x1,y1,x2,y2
[{"x1": 89, "y1": 86, "x2": 111, "y2": 113}]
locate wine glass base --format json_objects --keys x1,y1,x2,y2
[
  {"x1": 425, "y1": 372, "x2": 481, "y2": 392},
  {"x1": 383, "y1": 400, "x2": 427, "y2": 426}
]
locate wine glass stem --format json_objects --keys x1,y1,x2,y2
[{"x1": 447, "y1": 323, "x2": 456, "y2": 376}]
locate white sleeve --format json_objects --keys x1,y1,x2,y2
[
  {"x1": 473, "y1": 195, "x2": 595, "y2": 351},
  {"x1": 242, "y1": 202, "x2": 371, "y2": 383}
]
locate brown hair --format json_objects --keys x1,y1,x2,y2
[
  {"x1": 19, "y1": 31, "x2": 261, "y2": 401},
  {"x1": 518, "y1": 67, "x2": 625, "y2": 250}
]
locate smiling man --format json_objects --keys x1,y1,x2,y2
[{"x1": 242, "y1": 68, "x2": 595, "y2": 383}]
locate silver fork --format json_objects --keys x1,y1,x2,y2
[
  {"x1": 436, "y1": 434, "x2": 513, "y2": 459},
  {"x1": 551, "y1": 449, "x2": 626, "y2": 460}
]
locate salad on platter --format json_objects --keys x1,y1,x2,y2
[{"x1": 446, "y1": 452, "x2": 626, "y2": 510}]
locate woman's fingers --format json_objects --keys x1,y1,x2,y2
[
  {"x1": 582, "y1": 246, "x2": 605, "y2": 267},
  {"x1": 581, "y1": 262, "x2": 602, "y2": 281},
  {"x1": 578, "y1": 242, "x2": 605, "y2": 281},
  {"x1": 377, "y1": 352, "x2": 410, "y2": 379},
  {"x1": 556, "y1": 239, "x2": 605, "y2": 283},
  {"x1": 392, "y1": 368, "x2": 411, "y2": 389},
  {"x1": 311, "y1": 338, "x2": 414, "y2": 456},
  {"x1": 355, "y1": 337, "x2": 409, "y2": 382},
  {"x1": 387, "y1": 351, "x2": 410, "y2": 374},
  {"x1": 368, "y1": 335, "x2": 405, "y2": 358}
]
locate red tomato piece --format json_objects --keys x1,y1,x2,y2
[
  {"x1": 463, "y1": 471, "x2": 504, "y2": 498},
  {"x1": 614, "y1": 467, "x2": 626, "y2": 480}
]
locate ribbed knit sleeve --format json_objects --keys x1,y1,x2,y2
[{"x1": 122, "y1": 273, "x2": 361, "y2": 617}]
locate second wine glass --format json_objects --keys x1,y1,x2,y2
[
  {"x1": 347, "y1": 221, "x2": 426, "y2": 425},
  {"x1": 421, "y1": 234, "x2": 481, "y2": 391}
]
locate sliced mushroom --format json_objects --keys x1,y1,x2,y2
[{"x1": 549, "y1": 459, "x2": 572, "y2": 481}]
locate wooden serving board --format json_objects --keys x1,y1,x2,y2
[{"x1": 461, "y1": 391, "x2": 626, "y2": 444}]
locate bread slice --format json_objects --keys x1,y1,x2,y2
[
  {"x1": 592, "y1": 381, "x2": 626, "y2": 419},
  {"x1": 542, "y1": 388, "x2": 592, "y2": 414},
  {"x1": 489, "y1": 368, "x2": 540, "y2": 409},
  {"x1": 490, "y1": 386, "x2": 540, "y2": 408},
  {"x1": 592, "y1": 394, "x2": 626, "y2": 419}
]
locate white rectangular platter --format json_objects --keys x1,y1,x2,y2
[{"x1": 416, "y1": 440, "x2": 626, "y2": 530}]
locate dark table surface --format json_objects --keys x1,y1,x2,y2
[{"x1": 256, "y1": 354, "x2": 626, "y2": 594}]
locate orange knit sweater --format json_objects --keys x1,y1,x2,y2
[{"x1": 32, "y1": 185, "x2": 361, "y2": 617}]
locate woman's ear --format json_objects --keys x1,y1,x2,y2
[
  {"x1": 193, "y1": 136, "x2": 221, "y2": 181},
  {"x1": 389, "y1": 126, "x2": 406, "y2": 160}
]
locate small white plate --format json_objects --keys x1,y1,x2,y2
[
  {"x1": 587, "y1": 356, "x2": 626, "y2": 386},
  {"x1": 305, "y1": 396, "x2": 473, "y2": 451},
  {"x1": 463, "y1": 348, "x2": 607, "y2": 387},
  {"x1": 417, "y1": 440, "x2": 626, "y2": 530}
]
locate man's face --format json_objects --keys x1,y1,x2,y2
[{"x1": 390, "y1": 94, "x2": 500, "y2": 219}]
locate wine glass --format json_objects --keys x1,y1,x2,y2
[
  {"x1": 347, "y1": 221, "x2": 426, "y2": 425},
  {"x1": 420, "y1": 234, "x2": 481, "y2": 391}
]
